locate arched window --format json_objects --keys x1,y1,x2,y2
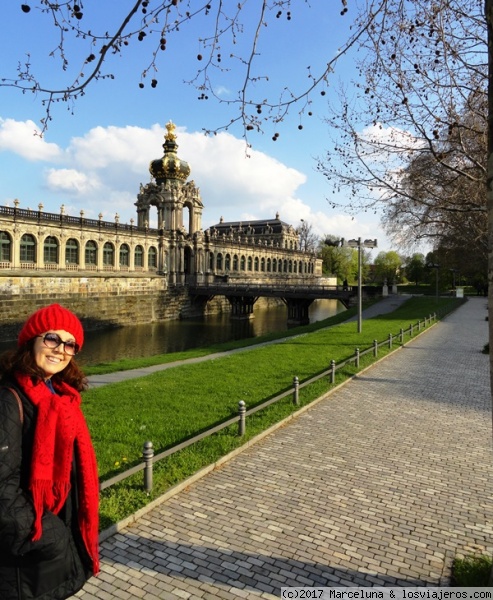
[
  {"x1": 134, "y1": 245, "x2": 144, "y2": 268},
  {"x1": 148, "y1": 246, "x2": 157, "y2": 269},
  {"x1": 85, "y1": 241, "x2": 97, "y2": 266},
  {"x1": 65, "y1": 238, "x2": 79, "y2": 265},
  {"x1": 247, "y1": 256, "x2": 253, "y2": 271},
  {"x1": 272, "y1": 258, "x2": 277, "y2": 273},
  {"x1": 20, "y1": 234, "x2": 36, "y2": 263},
  {"x1": 299, "y1": 260, "x2": 303, "y2": 273},
  {"x1": 267, "y1": 258, "x2": 271, "y2": 272},
  {"x1": 119, "y1": 243, "x2": 130, "y2": 267},
  {"x1": 261, "y1": 257, "x2": 265, "y2": 272},
  {"x1": 233, "y1": 254, "x2": 239, "y2": 271},
  {"x1": 0, "y1": 232, "x2": 12, "y2": 262},
  {"x1": 216, "y1": 253, "x2": 223, "y2": 270},
  {"x1": 283, "y1": 259, "x2": 288, "y2": 273},
  {"x1": 225, "y1": 253, "x2": 231, "y2": 271},
  {"x1": 209, "y1": 252, "x2": 214, "y2": 271},
  {"x1": 103, "y1": 242, "x2": 114, "y2": 266},
  {"x1": 240, "y1": 255, "x2": 246, "y2": 271},
  {"x1": 288, "y1": 260, "x2": 293, "y2": 273},
  {"x1": 44, "y1": 236, "x2": 58, "y2": 264},
  {"x1": 254, "y1": 257, "x2": 259, "y2": 272},
  {"x1": 293, "y1": 260, "x2": 297, "y2": 274}
]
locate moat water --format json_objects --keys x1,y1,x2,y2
[{"x1": 76, "y1": 299, "x2": 346, "y2": 365}]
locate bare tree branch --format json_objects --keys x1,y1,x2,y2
[{"x1": 3, "y1": 1, "x2": 387, "y2": 138}]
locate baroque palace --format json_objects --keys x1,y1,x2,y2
[{"x1": 0, "y1": 122, "x2": 322, "y2": 337}]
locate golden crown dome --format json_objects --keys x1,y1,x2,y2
[{"x1": 149, "y1": 121, "x2": 191, "y2": 183}]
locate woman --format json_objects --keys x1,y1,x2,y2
[{"x1": 0, "y1": 303, "x2": 99, "y2": 600}]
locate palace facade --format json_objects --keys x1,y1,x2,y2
[{"x1": 0, "y1": 122, "x2": 322, "y2": 334}]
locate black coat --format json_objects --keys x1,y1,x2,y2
[{"x1": 0, "y1": 382, "x2": 93, "y2": 600}]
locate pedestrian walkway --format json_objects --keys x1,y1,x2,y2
[{"x1": 77, "y1": 296, "x2": 493, "y2": 598}]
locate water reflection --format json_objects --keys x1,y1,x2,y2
[{"x1": 76, "y1": 299, "x2": 345, "y2": 366}]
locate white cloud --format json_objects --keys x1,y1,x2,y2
[
  {"x1": 178, "y1": 130, "x2": 307, "y2": 222},
  {"x1": 44, "y1": 168, "x2": 102, "y2": 195},
  {"x1": 67, "y1": 124, "x2": 163, "y2": 171},
  {"x1": 42, "y1": 123, "x2": 311, "y2": 228},
  {"x1": 359, "y1": 122, "x2": 424, "y2": 161},
  {"x1": 0, "y1": 118, "x2": 62, "y2": 161},
  {"x1": 214, "y1": 85, "x2": 231, "y2": 97},
  {"x1": 0, "y1": 118, "x2": 395, "y2": 250}
]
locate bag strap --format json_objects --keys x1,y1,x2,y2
[{"x1": 3, "y1": 387, "x2": 24, "y2": 426}]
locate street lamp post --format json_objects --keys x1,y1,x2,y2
[{"x1": 345, "y1": 237, "x2": 378, "y2": 333}]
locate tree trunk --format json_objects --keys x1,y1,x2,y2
[
  {"x1": 487, "y1": 0, "x2": 493, "y2": 418},
  {"x1": 486, "y1": 0, "x2": 493, "y2": 579}
]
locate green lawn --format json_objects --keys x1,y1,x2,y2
[{"x1": 81, "y1": 296, "x2": 464, "y2": 529}]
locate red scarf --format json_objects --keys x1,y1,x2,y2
[{"x1": 16, "y1": 373, "x2": 100, "y2": 574}]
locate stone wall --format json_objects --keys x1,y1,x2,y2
[{"x1": 0, "y1": 274, "x2": 230, "y2": 342}]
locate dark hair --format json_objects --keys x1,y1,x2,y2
[{"x1": 0, "y1": 340, "x2": 88, "y2": 392}]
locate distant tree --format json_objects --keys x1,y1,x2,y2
[
  {"x1": 373, "y1": 251, "x2": 402, "y2": 284},
  {"x1": 318, "y1": 0, "x2": 487, "y2": 250},
  {"x1": 404, "y1": 253, "x2": 425, "y2": 286},
  {"x1": 319, "y1": 235, "x2": 356, "y2": 282},
  {"x1": 297, "y1": 220, "x2": 319, "y2": 252}
]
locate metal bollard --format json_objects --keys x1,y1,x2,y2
[
  {"x1": 293, "y1": 376, "x2": 299, "y2": 406},
  {"x1": 355, "y1": 348, "x2": 360, "y2": 368},
  {"x1": 388, "y1": 333, "x2": 392, "y2": 349},
  {"x1": 373, "y1": 339, "x2": 378, "y2": 357},
  {"x1": 330, "y1": 359, "x2": 336, "y2": 384},
  {"x1": 238, "y1": 400, "x2": 246, "y2": 436},
  {"x1": 143, "y1": 440, "x2": 154, "y2": 494}
]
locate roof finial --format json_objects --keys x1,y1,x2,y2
[{"x1": 165, "y1": 120, "x2": 177, "y2": 142}]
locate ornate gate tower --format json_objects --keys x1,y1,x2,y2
[{"x1": 135, "y1": 121, "x2": 204, "y2": 283}]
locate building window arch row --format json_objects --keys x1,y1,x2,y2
[{"x1": 0, "y1": 221, "x2": 162, "y2": 273}]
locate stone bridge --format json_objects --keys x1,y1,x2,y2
[{"x1": 188, "y1": 282, "x2": 361, "y2": 326}]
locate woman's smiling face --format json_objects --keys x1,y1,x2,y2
[{"x1": 33, "y1": 330, "x2": 75, "y2": 379}]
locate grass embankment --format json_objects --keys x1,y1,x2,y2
[
  {"x1": 81, "y1": 296, "x2": 464, "y2": 529},
  {"x1": 81, "y1": 305, "x2": 359, "y2": 376}
]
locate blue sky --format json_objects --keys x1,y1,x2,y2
[{"x1": 0, "y1": 2, "x2": 398, "y2": 253}]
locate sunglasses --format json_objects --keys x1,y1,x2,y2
[{"x1": 38, "y1": 332, "x2": 80, "y2": 356}]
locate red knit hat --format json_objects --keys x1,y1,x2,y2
[{"x1": 18, "y1": 304, "x2": 84, "y2": 349}]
